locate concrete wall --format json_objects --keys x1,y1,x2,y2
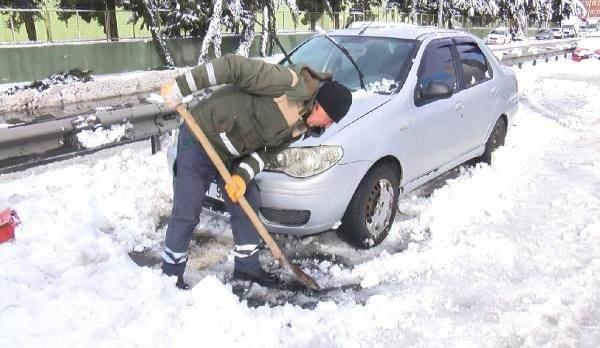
[{"x1": 0, "y1": 33, "x2": 313, "y2": 83}]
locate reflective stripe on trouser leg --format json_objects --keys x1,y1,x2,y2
[
  {"x1": 163, "y1": 125, "x2": 217, "y2": 277},
  {"x1": 232, "y1": 244, "x2": 259, "y2": 258},
  {"x1": 221, "y1": 179, "x2": 263, "y2": 273},
  {"x1": 162, "y1": 246, "x2": 188, "y2": 264}
]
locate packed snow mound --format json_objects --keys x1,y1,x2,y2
[
  {"x1": 2, "y1": 69, "x2": 93, "y2": 95},
  {"x1": 0, "y1": 69, "x2": 182, "y2": 114}
]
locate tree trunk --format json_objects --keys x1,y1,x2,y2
[
  {"x1": 266, "y1": 1, "x2": 276, "y2": 56},
  {"x1": 107, "y1": 0, "x2": 119, "y2": 41},
  {"x1": 139, "y1": 0, "x2": 174, "y2": 67},
  {"x1": 22, "y1": 12, "x2": 38, "y2": 41}
]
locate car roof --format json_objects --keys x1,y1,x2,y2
[{"x1": 327, "y1": 22, "x2": 477, "y2": 41}]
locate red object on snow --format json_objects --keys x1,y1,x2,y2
[{"x1": 0, "y1": 209, "x2": 20, "y2": 243}]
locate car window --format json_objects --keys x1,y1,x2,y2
[
  {"x1": 491, "y1": 30, "x2": 506, "y2": 35},
  {"x1": 417, "y1": 45, "x2": 457, "y2": 92},
  {"x1": 455, "y1": 43, "x2": 492, "y2": 88},
  {"x1": 284, "y1": 36, "x2": 417, "y2": 93}
]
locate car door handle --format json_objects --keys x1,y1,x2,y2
[
  {"x1": 491, "y1": 87, "x2": 498, "y2": 96},
  {"x1": 454, "y1": 102, "x2": 464, "y2": 111}
]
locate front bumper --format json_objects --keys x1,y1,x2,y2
[
  {"x1": 201, "y1": 160, "x2": 373, "y2": 236},
  {"x1": 255, "y1": 160, "x2": 372, "y2": 236}
]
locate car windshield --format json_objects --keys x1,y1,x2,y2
[
  {"x1": 284, "y1": 36, "x2": 417, "y2": 93},
  {"x1": 491, "y1": 30, "x2": 506, "y2": 35}
]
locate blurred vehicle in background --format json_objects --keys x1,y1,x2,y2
[
  {"x1": 572, "y1": 38, "x2": 600, "y2": 61},
  {"x1": 535, "y1": 29, "x2": 554, "y2": 40},
  {"x1": 552, "y1": 28, "x2": 564, "y2": 39},
  {"x1": 485, "y1": 28, "x2": 512, "y2": 45},
  {"x1": 561, "y1": 23, "x2": 578, "y2": 38}
]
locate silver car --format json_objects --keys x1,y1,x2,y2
[
  {"x1": 484, "y1": 28, "x2": 512, "y2": 45},
  {"x1": 171, "y1": 23, "x2": 519, "y2": 249}
]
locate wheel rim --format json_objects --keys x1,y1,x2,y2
[{"x1": 365, "y1": 178, "x2": 394, "y2": 238}]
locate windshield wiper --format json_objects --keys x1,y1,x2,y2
[
  {"x1": 253, "y1": 18, "x2": 293, "y2": 65},
  {"x1": 317, "y1": 32, "x2": 366, "y2": 90}
]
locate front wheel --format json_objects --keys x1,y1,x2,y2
[
  {"x1": 337, "y1": 164, "x2": 400, "y2": 249},
  {"x1": 479, "y1": 117, "x2": 507, "y2": 165}
]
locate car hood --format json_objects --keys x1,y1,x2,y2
[{"x1": 289, "y1": 93, "x2": 392, "y2": 147}]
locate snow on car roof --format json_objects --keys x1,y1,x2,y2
[{"x1": 327, "y1": 22, "x2": 470, "y2": 41}]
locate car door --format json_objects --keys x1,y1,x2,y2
[
  {"x1": 408, "y1": 38, "x2": 464, "y2": 177},
  {"x1": 451, "y1": 39, "x2": 497, "y2": 153}
]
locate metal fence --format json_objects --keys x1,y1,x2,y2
[{"x1": 0, "y1": 8, "x2": 560, "y2": 44}]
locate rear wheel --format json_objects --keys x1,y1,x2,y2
[
  {"x1": 479, "y1": 117, "x2": 507, "y2": 165},
  {"x1": 337, "y1": 164, "x2": 399, "y2": 249}
]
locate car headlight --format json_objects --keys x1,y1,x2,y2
[{"x1": 266, "y1": 146, "x2": 343, "y2": 178}]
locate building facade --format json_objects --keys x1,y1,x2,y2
[{"x1": 583, "y1": 0, "x2": 600, "y2": 21}]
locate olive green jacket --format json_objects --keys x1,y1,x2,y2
[{"x1": 175, "y1": 54, "x2": 331, "y2": 184}]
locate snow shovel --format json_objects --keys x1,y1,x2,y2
[{"x1": 175, "y1": 105, "x2": 320, "y2": 291}]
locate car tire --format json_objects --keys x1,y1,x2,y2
[
  {"x1": 337, "y1": 164, "x2": 400, "y2": 249},
  {"x1": 478, "y1": 117, "x2": 507, "y2": 165}
]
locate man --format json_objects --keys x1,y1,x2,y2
[{"x1": 160, "y1": 54, "x2": 352, "y2": 289}]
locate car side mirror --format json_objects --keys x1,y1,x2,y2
[{"x1": 420, "y1": 81, "x2": 453, "y2": 101}]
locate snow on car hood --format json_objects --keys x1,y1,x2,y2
[{"x1": 289, "y1": 92, "x2": 392, "y2": 147}]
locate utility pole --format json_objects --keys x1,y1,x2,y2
[{"x1": 437, "y1": 0, "x2": 443, "y2": 27}]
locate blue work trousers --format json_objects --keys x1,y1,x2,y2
[{"x1": 161, "y1": 124, "x2": 263, "y2": 277}]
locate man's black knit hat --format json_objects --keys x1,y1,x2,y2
[{"x1": 316, "y1": 81, "x2": 352, "y2": 123}]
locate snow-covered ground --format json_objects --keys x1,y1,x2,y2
[{"x1": 1, "y1": 56, "x2": 600, "y2": 346}]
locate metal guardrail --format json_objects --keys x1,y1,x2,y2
[
  {"x1": 0, "y1": 39, "x2": 581, "y2": 172},
  {"x1": 0, "y1": 100, "x2": 180, "y2": 173},
  {"x1": 489, "y1": 38, "x2": 579, "y2": 68}
]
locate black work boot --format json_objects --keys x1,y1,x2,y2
[
  {"x1": 233, "y1": 252, "x2": 279, "y2": 288},
  {"x1": 233, "y1": 268, "x2": 280, "y2": 288},
  {"x1": 176, "y1": 276, "x2": 190, "y2": 290}
]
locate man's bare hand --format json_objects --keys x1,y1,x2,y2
[
  {"x1": 160, "y1": 80, "x2": 183, "y2": 108},
  {"x1": 225, "y1": 175, "x2": 246, "y2": 203}
]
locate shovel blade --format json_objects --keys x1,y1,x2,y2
[{"x1": 287, "y1": 263, "x2": 320, "y2": 290}]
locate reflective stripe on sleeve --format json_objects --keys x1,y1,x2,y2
[
  {"x1": 251, "y1": 152, "x2": 265, "y2": 171},
  {"x1": 219, "y1": 132, "x2": 240, "y2": 156},
  {"x1": 185, "y1": 71, "x2": 198, "y2": 92},
  {"x1": 206, "y1": 62, "x2": 217, "y2": 86},
  {"x1": 239, "y1": 163, "x2": 255, "y2": 180}
]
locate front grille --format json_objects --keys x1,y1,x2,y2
[{"x1": 260, "y1": 207, "x2": 310, "y2": 226}]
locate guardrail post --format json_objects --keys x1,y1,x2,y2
[{"x1": 151, "y1": 135, "x2": 160, "y2": 154}]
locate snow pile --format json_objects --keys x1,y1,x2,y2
[
  {"x1": 2, "y1": 69, "x2": 93, "y2": 95},
  {"x1": 0, "y1": 69, "x2": 181, "y2": 114},
  {"x1": 1, "y1": 57, "x2": 600, "y2": 346},
  {"x1": 365, "y1": 78, "x2": 397, "y2": 93},
  {"x1": 75, "y1": 122, "x2": 134, "y2": 149}
]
